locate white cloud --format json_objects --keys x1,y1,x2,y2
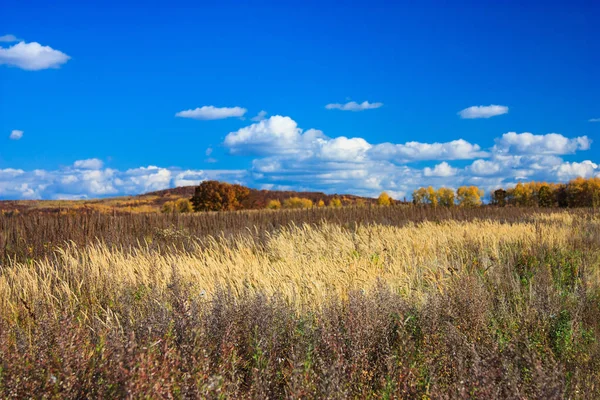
[
  {"x1": 369, "y1": 139, "x2": 488, "y2": 163},
  {"x1": 0, "y1": 41, "x2": 70, "y2": 70},
  {"x1": 73, "y1": 158, "x2": 104, "y2": 169},
  {"x1": 251, "y1": 110, "x2": 268, "y2": 121},
  {"x1": 554, "y1": 161, "x2": 599, "y2": 180},
  {"x1": 225, "y1": 116, "x2": 488, "y2": 165},
  {"x1": 9, "y1": 130, "x2": 23, "y2": 140},
  {"x1": 494, "y1": 132, "x2": 591, "y2": 155},
  {"x1": 325, "y1": 101, "x2": 383, "y2": 111},
  {"x1": 468, "y1": 159, "x2": 503, "y2": 176},
  {"x1": 224, "y1": 116, "x2": 326, "y2": 155},
  {"x1": 458, "y1": 104, "x2": 508, "y2": 119},
  {"x1": 319, "y1": 137, "x2": 371, "y2": 162},
  {"x1": 589, "y1": 118, "x2": 600, "y2": 122},
  {"x1": 0, "y1": 34, "x2": 20, "y2": 43},
  {"x1": 424, "y1": 162, "x2": 457, "y2": 177},
  {"x1": 0, "y1": 163, "x2": 247, "y2": 199},
  {"x1": 175, "y1": 105, "x2": 247, "y2": 120},
  {"x1": 2, "y1": 115, "x2": 597, "y2": 201}
]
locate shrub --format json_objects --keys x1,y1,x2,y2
[
  {"x1": 282, "y1": 197, "x2": 313, "y2": 209},
  {"x1": 266, "y1": 199, "x2": 281, "y2": 210},
  {"x1": 161, "y1": 201, "x2": 176, "y2": 213},
  {"x1": 329, "y1": 198, "x2": 342, "y2": 208},
  {"x1": 175, "y1": 198, "x2": 193, "y2": 213}
]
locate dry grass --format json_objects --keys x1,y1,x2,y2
[
  {"x1": 1, "y1": 209, "x2": 600, "y2": 398},
  {"x1": 0, "y1": 213, "x2": 589, "y2": 321}
]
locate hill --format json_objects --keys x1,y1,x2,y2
[{"x1": 0, "y1": 184, "x2": 380, "y2": 215}]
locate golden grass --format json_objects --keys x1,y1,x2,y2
[{"x1": 0, "y1": 212, "x2": 587, "y2": 326}]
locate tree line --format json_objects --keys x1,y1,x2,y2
[
  {"x1": 163, "y1": 177, "x2": 600, "y2": 213},
  {"x1": 412, "y1": 177, "x2": 600, "y2": 208},
  {"x1": 490, "y1": 177, "x2": 600, "y2": 208},
  {"x1": 412, "y1": 186, "x2": 484, "y2": 207}
]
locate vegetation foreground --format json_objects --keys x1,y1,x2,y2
[{"x1": 1, "y1": 208, "x2": 600, "y2": 398}]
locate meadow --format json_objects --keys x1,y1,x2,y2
[{"x1": 1, "y1": 206, "x2": 599, "y2": 398}]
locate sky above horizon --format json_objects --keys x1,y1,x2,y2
[{"x1": 1, "y1": 0, "x2": 599, "y2": 200}]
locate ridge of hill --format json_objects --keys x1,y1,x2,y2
[{"x1": 0, "y1": 184, "x2": 380, "y2": 214}]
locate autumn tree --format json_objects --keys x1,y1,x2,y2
[
  {"x1": 266, "y1": 199, "x2": 281, "y2": 209},
  {"x1": 412, "y1": 187, "x2": 428, "y2": 205},
  {"x1": 491, "y1": 189, "x2": 507, "y2": 206},
  {"x1": 161, "y1": 201, "x2": 176, "y2": 213},
  {"x1": 377, "y1": 192, "x2": 392, "y2": 206},
  {"x1": 537, "y1": 185, "x2": 555, "y2": 207},
  {"x1": 436, "y1": 187, "x2": 455, "y2": 207},
  {"x1": 456, "y1": 186, "x2": 483, "y2": 207},
  {"x1": 283, "y1": 197, "x2": 313, "y2": 209},
  {"x1": 426, "y1": 186, "x2": 438, "y2": 207},
  {"x1": 329, "y1": 198, "x2": 342, "y2": 208},
  {"x1": 191, "y1": 181, "x2": 244, "y2": 212},
  {"x1": 175, "y1": 198, "x2": 193, "y2": 213}
]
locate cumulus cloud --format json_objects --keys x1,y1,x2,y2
[
  {"x1": 73, "y1": 158, "x2": 103, "y2": 169},
  {"x1": 424, "y1": 162, "x2": 457, "y2": 177},
  {"x1": 0, "y1": 34, "x2": 20, "y2": 43},
  {"x1": 251, "y1": 110, "x2": 268, "y2": 121},
  {"x1": 0, "y1": 41, "x2": 70, "y2": 70},
  {"x1": 554, "y1": 161, "x2": 599, "y2": 180},
  {"x1": 224, "y1": 116, "x2": 325, "y2": 155},
  {"x1": 458, "y1": 104, "x2": 508, "y2": 119},
  {"x1": 494, "y1": 132, "x2": 591, "y2": 155},
  {"x1": 325, "y1": 101, "x2": 383, "y2": 111},
  {"x1": 370, "y1": 139, "x2": 488, "y2": 163},
  {"x1": 225, "y1": 116, "x2": 487, "y2": 165},
  {"x1": 223, "y1": 116, "x2": 599, "y2": 198},
  {"x1": 0, "y1": 164, "x2": 247, "y2": 200},
  {"x1": 9, "y1": 130, "x2": 23, "y2": 140},
  {"x1": 175, "y1": 106, "x2": 247, "y2": 120},
  {"x1": 2, "y1": 115, "x2": 597, "y2": 201}
]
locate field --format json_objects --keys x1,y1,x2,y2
[{"x1": 1, "y1": 206, "x2": 600, "y2": 398}]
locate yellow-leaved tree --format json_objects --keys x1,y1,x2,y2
[
  {"x1": 266, "y1": 199, "x2": 281, "y2": 209},
  {"x1": 377, "y1": 192, "x2": 392, "y2": 206},
  {"x1": 329, "y1": 198, "x2": 342, "y2": 208},
  {"x1": 412, "y1": 187, "x2": 428, "y2": 205},
  {"x1": 456, "y1": 186, "x2": 484, "y2": 207},
  {"x1": 426, "y1": 186, "x2": 438, "y2": 207},
  {"x1": 436, "y1": 187, "x2": 455, "y2": 207},
  {"x1": 175, "y1": 198, "x2": 193, "y2": 213},
  {"x1": 283, "y1": 197, "x2": 313, "y2": 209}
]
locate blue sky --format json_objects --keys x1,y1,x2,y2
[{"x1": 1, "y1": 0, "x2": 599, "y2": 200}]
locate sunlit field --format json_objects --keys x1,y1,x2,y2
[{"x1": 1, "y1": 207, "x2": 600, "y2": 398}]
